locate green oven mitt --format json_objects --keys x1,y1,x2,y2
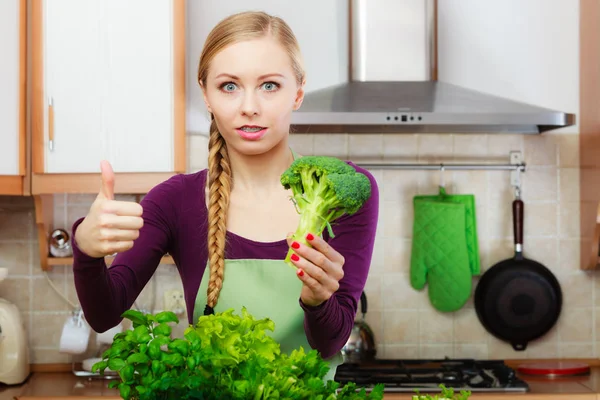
[
  {"x1": 410, "y1": 199, "x2": 472, "y2": 312},
  {"x1": 413, "y1": 186, "x2": 480, "y2": 275}
]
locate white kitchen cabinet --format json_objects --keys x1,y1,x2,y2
[
  {"x1": 42, "y1": 0, "x2": 106, "y2": 174},
  {"x1": 0, "y1": 0, "x2": 26, "y2": 195},
  {"x1": 104, "y1": 0, "x2": 178, "y2": 173},
  {"x1": 437, "y1": 0, "x2": 579, "y2": 134},
  {"x1": 32, "y1": 0, "x2": 185, "y2": 182}
]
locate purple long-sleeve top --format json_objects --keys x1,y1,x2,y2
[{"x1": 71, "y1": 162, "x2": 379, "y2": 359}]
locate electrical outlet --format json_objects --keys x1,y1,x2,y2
[{"x1": 164, "y1": 289, "x2": 185, "y2": 315}]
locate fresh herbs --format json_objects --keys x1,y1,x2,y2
[
  {"x1": 412, "y1": 385, "x2": 472, "y2": 400},
  {"x1": 93, "y1": 307, "x2": 385, "y2": 400}
]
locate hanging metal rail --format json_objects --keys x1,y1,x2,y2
[
  {"x1": 355, "y1": 162, "x2": 525, "y2": 171},
  {"x1": 353, "y1": 151, "x2": 526, "y2": 196},
  {"x1": 354, "y1": 151, "x2": 526, "y2": 172}
]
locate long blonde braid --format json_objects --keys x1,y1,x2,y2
[{"x1": 204, "y1": 117, "x2": 232, "y2": 314}]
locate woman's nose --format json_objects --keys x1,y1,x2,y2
[{"x1": 240, "y1": 91, "x2": 260, "y2": 116}]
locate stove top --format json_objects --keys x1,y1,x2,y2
[{"x1": 333, "y1": 358, "x2": 530, "y2": 393}]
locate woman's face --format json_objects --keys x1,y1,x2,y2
[{"x1": 201, "y1": 36, "x2": 304, "y2": 156}]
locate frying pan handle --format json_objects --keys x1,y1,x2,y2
[{"x1": 513, "y1": 199, "x2": 524, "y2": 251}]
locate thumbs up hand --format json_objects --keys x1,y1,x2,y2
[
  {"x1": 99, "y1": 159, "x2": 115, "y2": 200},
  {"x1": 74, "y1": 160, "x2": 144, "y2": 259}
]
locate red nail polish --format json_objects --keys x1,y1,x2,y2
[
  {"x1": 291, "y1": 254, "x2": 300, "y2": 262},
  {"x1": 306, "y1": 233, "x2": 314, "y2": 241},
  {"x1": 291, "y1": 241, "x2": 300, "y2": 249},
  {"x1": 297, "y1": 269, "x2": 304, "y2": 277}
]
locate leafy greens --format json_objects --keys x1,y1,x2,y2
[
  {"x1": 412, "y1": 385, "x2": 472, "y2": 400},
  {"x1": 93, "y1": 307, "x2": 385, "y2": 400}
]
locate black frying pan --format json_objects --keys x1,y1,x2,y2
[{"x1": 474, "y1": 193, "x2": 562, "y2": 351}]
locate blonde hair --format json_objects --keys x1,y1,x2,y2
[{"x1": 197, "y1": 11, "x2": 305, "y2": 313}]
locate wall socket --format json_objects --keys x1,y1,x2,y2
[{"x1": 164, "y1": 289, "x2": 185, "y2": 315}]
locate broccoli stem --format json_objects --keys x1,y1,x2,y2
[
  {"x1": 284, "y1": 207, "x2": 324, "y2": 269},
  {"x1": 283, "y1": 170, "x2": 349, "y2": 270}
]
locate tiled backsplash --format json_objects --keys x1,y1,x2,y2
[{"x1": 0, "y1": 132, "x2": 594, "y2": 364}]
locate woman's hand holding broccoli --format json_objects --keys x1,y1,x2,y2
[{"x1": 287, "y1": 232, "x2": 345, "y2": 307}]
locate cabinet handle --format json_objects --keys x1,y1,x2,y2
[{"x1": 48, "y1": 97, "x2": 54, "y2": 151}]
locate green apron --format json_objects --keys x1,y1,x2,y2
[{"x1": 193, "y1": 258, "x2": 344, "y2": 382}]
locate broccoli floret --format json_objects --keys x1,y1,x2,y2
[{"x1": 280, "y1": 156, "x2": 372, "y2": 268}]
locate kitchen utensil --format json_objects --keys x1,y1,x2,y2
[
  {"x1": 49, "y1": 228, "x2": 73, "y2": 257},
  {"x1": 517, "y1": 361, "x2": 590, "y2": 377},
  {"x1": 0, "y1": 268, "x2": 30, "y2": 385},
  {"x1": 474, "y1": 190, "x2": 562, "y2": 351},
  {"x1": 341, "y1": 291, "x2": 376, "y2": 363}
]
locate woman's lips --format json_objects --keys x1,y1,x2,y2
[{"x1": 236, "y1": 126, "x2": 267, "y2": 140}]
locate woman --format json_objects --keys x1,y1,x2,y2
[{"x1": 71, "y1": 11, "x2": 379, "y2": 379}]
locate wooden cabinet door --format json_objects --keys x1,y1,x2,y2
[
  {"x1": 32, "y1": 0, "x2": 186, "y2": 192},
  {"x1": 0, "y1": 0, "x2": 26, "y2": 194},
  {"x1": 40, "y1": 0, "x2": 107, "y2": 173},
  {"x1": 105, "y1": 0, "x2": 177, "y2": 173}
]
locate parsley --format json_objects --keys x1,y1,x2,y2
[
  {"x1": 412, "y1": 385, "x2": 472, "y2": 400},
  {"x1": 93, "y1": 307, "x2": 385, "y2": 399}
]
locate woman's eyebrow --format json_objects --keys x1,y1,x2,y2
[
  {"x1": 258, "y1": 73, "x2": 285, "y2": 80},
  {"x1": 214, "y1": 73, "x2": 239, "y2": 80},
  {"x1": 214, "y1": 73, "x2": 286, "y2": 80}
]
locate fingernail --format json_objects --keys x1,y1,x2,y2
[
  {"x1": 306, "y1": 233, "x2": 314, "y2": 241},
  {"x1": 297, "y1": 269, "x2": 304, "y2": 277},
  {"x1": 291, "y1": 254, "x2": 300, "y2": 262},
  {"x1": 291, "y1": 241, "x2": 300, "y2": 249}
]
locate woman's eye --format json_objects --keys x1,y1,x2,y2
[
  {"x1": 221, "y1": 83, "x2": 237, "y2": 92},
  {"x1": 262, "y1": 82, "x2": 279, "y2": 91}
]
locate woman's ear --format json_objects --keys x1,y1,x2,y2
[
  {"x1": 199, "y1": 81, "x2": 212, "y2": 113},
  {"x1": 293, "y1": 80, "x2": 306, "y2": 111}
]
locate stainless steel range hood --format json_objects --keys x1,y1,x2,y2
[{"x1": 290, "y1": 0, "x2": 575, "y2": 134}]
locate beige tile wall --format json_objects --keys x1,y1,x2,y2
[{"x1": 0, "y1": 132, "x2": 593, "y2": 364}]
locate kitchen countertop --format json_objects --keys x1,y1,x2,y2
[{"x1": 3, "y1": 360, "x2": 600, "y2": 399}]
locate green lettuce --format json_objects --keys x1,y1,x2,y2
[{"x1": 92, "y1": 307, "x2": 385, "y2": 400}]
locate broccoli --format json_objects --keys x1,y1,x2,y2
[{"x1": 280, "y1": 155, "x2": 372, "y2": 268}]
